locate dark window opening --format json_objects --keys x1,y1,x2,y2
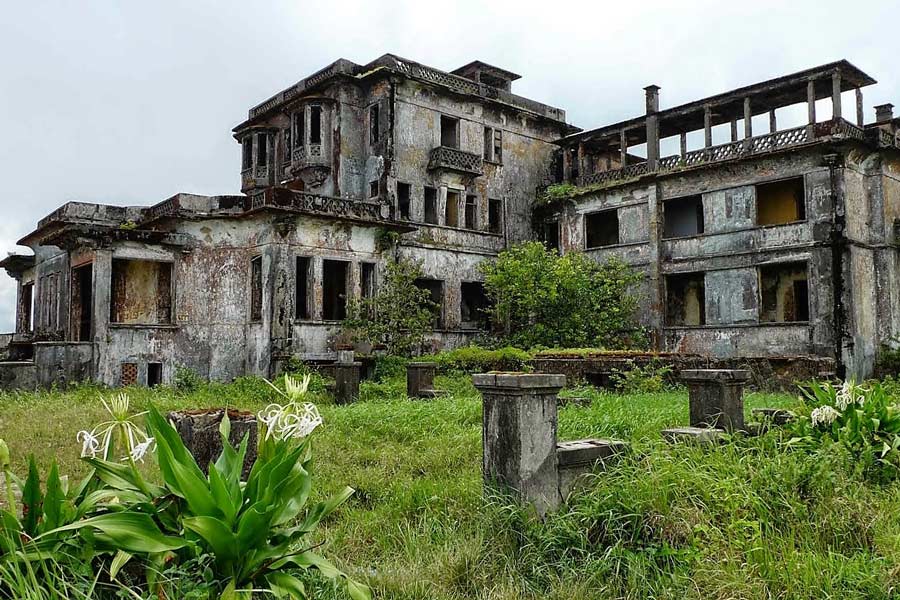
[
  {"x1": 249, "y1": 256, "x2": 263, "y2": 322},
  {"x1": 369, "y1": 104, "x2": 380, "y2": 145},
  {"x1": 465, "y1": 195, "x2": 477, "y2": 229},
  {"x1": 757, "y1": 177, "x2": 806, "y2": 226},
  {"x1": 440, "y1": 115, "x2": 459, "y2": 148},
  {"x1": 309, "y1": 106, "x2": 322, "y2": 144},
  {"x1": 361, "y1": 262, "x2": 376, "y2": 300},
  {"x1": 663, "y1": 195, "x2": 705, "y2": 238},
  {"x1": 585, "y1": 210, "x2": 619, "y2": 248},
  {"x1": 446, "y1": 191, "x2": 460, "y2": 227},
  {"x1": 256, "y1": 133, "x2": 268, "y2": 167},
  {"x1": 397, "y1": 182, "x2": 411, "y2": 220},
  {"x1": 488, "y1": 198, "x2": 502, "y2": 234},
  {"x1": 323, "y1": 260, "x2": 349, "y2": 321},
  {"x1": 242, "y1": 138, "x2": 253, "y2": 170},
  {"x1": 759, "y1": 262, "x2": 809, "y2": 322},
  {"x1": 71, "y1": 263, "x2": 93, "y2": 342},
  {"x1": 424, "y1": 187, "x2": 438, "y2": 224},
  {"x1": 461, "y1": 281, "x2": 490, "y2": 329},
  {"x1": 282, "y1": 128, "x2": 291, "y2": 162},
  {"x1": 414, "y1": 278, "x2": 443, "y2": 328},
  {"x1": 369, "y1": 181, "x2": 379, "y2": 198},
  {"x1": 20, "y1": 282, "x2": 33, "y2": 333},
  {"x1": 147, "y1": 363, "x2": 163, "y2": 387},
  {"x1": 541, "y1": 220, "x2": 560, "y2": 252},
  {"x1": 294, "y1": 110, "x2": 305, "y2": 148},
  {"x1": 111, "y1": 259, "x2": 173, "y2": 325},
  {"x1": 483, "y1": 127, "x2": 492, "y2": 160},
  {"x1": 666, "y1": 273, "x2": 706, "y2": 326},
  {"x1": 295, "y1": 256, "x2": 310, "y2": 320}
]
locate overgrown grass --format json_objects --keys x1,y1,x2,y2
[{"x1": 3, "y1": 374, "x2": 900, "y2": 598}]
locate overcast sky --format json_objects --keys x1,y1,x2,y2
[{"x1": 1, "y1": 0, "x2": 898, "y2": 331}]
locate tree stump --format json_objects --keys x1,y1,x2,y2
[{"x1": 167, "y1": 408, "x2": 257, "y2": 479}]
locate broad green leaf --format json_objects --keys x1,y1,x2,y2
[
  {"x1": 272, "y1": 551, "x2": 342, "y2": 579},
  {"x1": 183, "y1": 515, "x2": 239, "y2": 561},
  {"x1": 83, "y1": 458, "x2": 162, "y2": 497},
  {"x1": 46, "y1": 511, "x2": 188, "y2": 553},
  {"x1": 22, "y1": 457, "x2": 42, "y2": 536},
  {"x1": 109, "y1": 550, "x2": 133, "y2": 580},
  {"x1": 209, "y1": 465, "x2": 240, "y2": 524},
  {"x1": 347, "y1": 579, "x2": 373, "y2": 600},
  {"x1": 266, "y1": 572, "x2": 307, "y2": 599},
  {"x1": 236, "y1": 504, "x2": 271, "y2": 550},
  {"x1": 42, "y1": 463, "x2": 64, "y2": 531}
]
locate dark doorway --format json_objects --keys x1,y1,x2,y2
[
  {"x1": 323, "y1": 260, "x2": 349, "y2": 320},
  {"x1": 71, "y1": 263, "x2": 93, "y2": 341},
  {"x1": 147, "y1": 362, "x2": 163, "y2": 387}
]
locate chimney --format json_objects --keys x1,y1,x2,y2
[
  {"x1": 875, "y1": 103, "x2": 894, "y2": 124},
  {"x1": 644, "y1": 85, "x2": 660, "y2": 114}
]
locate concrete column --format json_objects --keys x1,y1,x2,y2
[
  {"x1": 334, "y1": 360, "x2": 361, "y2": 405},
  {"x1": 474, "y1": 372, "x2": 566, "y2": 515},
  {"x1": 832, "y1": 71, "x2": 842, "y2": 120},
  {"x1": 576, "y1": 142, "x2": 586, "y2": 180},
  {"x1": 679, "y1": 132, "x2": 687, "y2": 158},
  {"x1": 644, "y1": 85, "x2": 660, "y2": 170},
  {"x1": 407, "y1": 362, "x2": 436, "y2": 398},
  {"x1": 646, "y1": 183, "x2": 664, "y2": 350},
  {"x1": 703, "y1": 106, "x2": 712, "y2": 149},
  {"x1": 14, "y1": 280, "x2": 25, "y2": 334},
  {"x1": 743, "y1": 97, "x2": 752, "y2": 147},
  {"x1": 807, "y1": 79, "x2": 817, "y2": 140},
  {"x1": 855, "y1": 88, "x2": 864, "y2": 127},
  {"x1": 875, "y1": 103, "x2": 894, "y2": 124},
  {"x1": 681, "y1": 369, "x2": 750, "y2": 431},
  {"x1": 730, "y1": 120, "x2": 738, "y2": 142},
  {"x1": 619, "y1": 130, "x2": 627, "y2": 166},
  {"x1": 769, "y1": 109, "x2": 777, "y2": 133},
  {"x1": 311, "y1": 257, "x2": 324, "y2": 320}
]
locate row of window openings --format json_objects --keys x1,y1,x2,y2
[
  {"x1": 541, "y1": 177, "x2": 807, "y2": 250},
  {"x1": 666, "y1": 263, "x2": 810, "y2": 326},
  {"x1": 243, "y1": 109, "x2": 504, "y2": 171},
  {"x1": 250, "y1": 256, "x2": 489, "y2": 328},
  {"x1": 393, "y1": 183, "x2": 503, "y2": 233}
]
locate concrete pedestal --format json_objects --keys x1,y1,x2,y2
[
  {"x1": 168, "y1": 409, "x2": 257, "y2": 478},
  {"x1": 681, "y1": 369, "x2": 749, "y2": 431},
  {"x1": 474, "y1": 372, "x2": 566, "y2": 515},
  {"x1": 334, "y1": 362, "x2": 361, "y2": 405},
  {"x1": 407, "y1": 362, "x2": 436, "y2": 398}
]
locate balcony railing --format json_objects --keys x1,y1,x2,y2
[
  {"x1": 427, "y1": 146, "x2": 484, "y2": 176},
  {"x1": 248, "y1": 188, "x2": 388, "y2": 222},
  {"x1": 291, "y1": 144, "x2": 329, "y2": 169},
  {"x1": 577, "y1": 119, "x2": 870, "y2": 189}
]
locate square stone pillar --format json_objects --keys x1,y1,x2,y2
[
  {"x1": 681, "y1": 369, "x2": 749, "y2": 431},
  {"x1": 334, "y1": 362, "x2": 361, "y2": 405},
  {"x1": 473, "y1": 372, "x2": 566, "y2": 515},
  {"x1": 407, "y1": 362, "x2": 436, "y2": 398}
]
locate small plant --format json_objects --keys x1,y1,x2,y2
[
  {"x1": 539, "y1": 183, "x2": 578, "y2": 204},
  {"x1": 420, "y1": 345, "x2": 532, "y2": 373},
  {"x1": 875, "y1": 342, "x2": 900, "y2": 378},
  {"x1": 374, "y1": 228, "x2": 401, "y2": 252},
  {"x1": 174, "y1": 366, "x2": 205, "y2": 393},
  {"x1": 787, "y1": 380, "x2": 900, "y2": 481},
  {"x1": 610, "y1": 360, "x2": 673, "y2": 394}
]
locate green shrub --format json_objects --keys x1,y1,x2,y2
[
  {"x1": 787, "y1": 380, "x2": 900, "y2": 481},
  {"x1": 611, "y1": 361, "x2": 674, "y2": 394},
  {"x1": 420, "y1": 345, "x2": 532, "y2": 373},
  {"x1": 875, "y1": 343, "x2": 900, "y2": 378},
  {"x1": 373, "y1": 355, "x2": 409, "y2": 381},
  {"x1": 174, "y1": 366, "x2": 205, "y2": 393},
  {"x1": 480, "y1": 241, "x2": 642, "y2": 349}
]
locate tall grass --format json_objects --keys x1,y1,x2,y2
[{"x1": 2, "y1": 374, "x2": 898, "y2": 598}]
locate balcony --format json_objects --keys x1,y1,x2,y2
[
  {"x1": 427, "y1": 146, "x2": 483, "y2": 176},
  {"x1": 247, "y1": 187, "x2": 392, "y2": 224},
  {"x1": 291, "y1": 144, "x2": 330, "y2": 171},
  {"x1": 576, "y1": 118, "x2": 871, "y2": 190}
]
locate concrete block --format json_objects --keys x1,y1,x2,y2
[
  {"x1": 168, "y1": 409, "x2": 257, "y2": 478},
  {"x1": 681, "y1": 368, "x2": 748, "y2": 431},
  {"x1": 334, "y1": 362, "x2": 361, "y2": 405},
  {"x1": 661, "y1": 426, "x2": 725, "y2": 444},
  {"x1": 407, "y1": 362, "x2": 436, "y2": 398}
]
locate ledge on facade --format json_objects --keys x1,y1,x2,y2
[
  {"x1": 246, "y1": 187, "x2": 413, "y2": 231},
  {"x1": 663, "y1": 322, "x2": 810, "y2": 330},
  {"x1": 0, "y1": 254, "x2": 35, "y2": 277},
  {"x1": 427, "y1": 146, "x2": 484, "y2": 176},
  {"x1": 108, "y1": 323, "x2": 180, "y2": 330}
]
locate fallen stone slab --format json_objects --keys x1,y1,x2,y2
[
  {"x1": 557, "y1": 438, "x2": 629, "y2": 498},
  {"x1": 661, "y1": 426, "x2": 725, "y2": 445}
]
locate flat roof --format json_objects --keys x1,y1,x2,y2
[{"x1": 562, "y1": 60, "x2": 876, "y2": 148}]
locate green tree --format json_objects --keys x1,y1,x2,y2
[
  {"x1": 479, "y1": 241, "x2": 642, "y2": 348},
  {"x1": 343, "y1": 257, "x2": 438, "y2": 357}
]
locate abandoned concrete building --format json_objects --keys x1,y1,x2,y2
[{"x1": 2, "y1": 55, "x2": 899, "y2": 387}]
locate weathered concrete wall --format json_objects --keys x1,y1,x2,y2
[{"x1": 34, "y1": 342, "x2": 93, "y2": 387}]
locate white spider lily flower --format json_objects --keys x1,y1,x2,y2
[
  {"x1": 835, "y1": 381, "x2": 854, "y2": 411},
  {"x1": 811, "y1": 405, "x2": 841, "y2": 427},
  {"x1": 258, "y1": 401, "x2": 322, "y2": 442},
  {"x1": 77, "y1": 430, "x2": 102, "y2": 458},
  {"x1": 126, "y1": 437, "x2": 155, "y2": 463}
]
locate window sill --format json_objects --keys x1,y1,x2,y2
[
  {"x1": 662, "y1": 220, "x2": 809, "y2": 241},
  {"x1": 664, "y1": 321, "x2": 810, "y2": 330},
  {"x1": 407, "y1": 222, "x2": 504, "y2": 237},
  {"x1": 585, "y1": 240, "x2": 647, "y2": 250}
]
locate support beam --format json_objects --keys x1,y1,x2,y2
[
  {"x1": 769, "y1": 109, "x2": 777, "y2": 133},
  {"x1": 680, "y1": 132, "x2": 687, "y2": 158},
  {"x1": 807, "y1": 79, "x2": 817, "y2": 140},
  {"x1": 619, "y1": 129, "x2": 627, "y2": 166},
  {"x1": 703, "y1": 106, "x2": 712, "y2": 149},
  {"x1": 645, "y1": 85, "x2": 661, "y2": 170},
  {"x1": 576, "y1": 142, "x2": 585, "y2": 182},
  {"x1": 856, "y1": 88, "x2": 864, "y2": 127},
  {"x1": 743, "y1": 98, "x2": 752, "y2": 139},
  {"x1": 730, "y1": 120, "x2": 738, "y2": 142},
  {"x1": 832, "y1": 71, "x2": 842, "y2": 120}
]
